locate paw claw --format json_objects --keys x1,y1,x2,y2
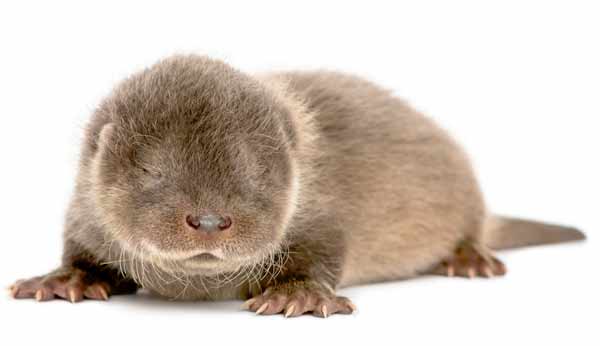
[
  {"x1": 482, "y1": 266, "x2": 494, "y2": 278},
  {"x1": 256, "y1": 302, "x2": 269, "y2": 315},
  {"x1": 241, "y1": 298, "x2": 257, "y2": 310},
  {"x1": 346, "y1": 301, "x2": 357, "y2": 313},
  {"x1": 83, "y1": 284, "x2": 110, "y2": 301},
  {"x1": 99, "y1": 287, "x2": 109, "y2": 301},
  {"x1": 35, "y1": 289, "x2": 44, "y2": 302},
  {"x1": 68, "y1": 288, "x2": 79, "y2": 303},
  {"x1": 284, "y1": 304, "x2": 296, "y2": 318},
  {"x1": 447, "y1": 264, "x2": 455, "y2": 277},
  {"x1": 10, "y1": 286, "x2": 18, "y2": 299}
]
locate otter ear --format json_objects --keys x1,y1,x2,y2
[
  {"x1": 97, "y1": 123, "x2": 115, "y2": 147},
  {"x1": 91, "y1": 123, "x2": 116, "y2": 155}
]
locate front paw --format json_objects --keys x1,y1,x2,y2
[
  {"x1": 242, "y1": 279, "x2": 356, "y2": 318},
  {"x1": 10, "y1": 267, "x2": 114, "y2": 303}
]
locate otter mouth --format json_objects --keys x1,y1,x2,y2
[{"x1": 189, "y1": 253, "x2": 221, "y2": 262}]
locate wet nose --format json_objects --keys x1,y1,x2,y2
[{"x1": 186, "y1": 214, "x2": 232, "y2": 233}]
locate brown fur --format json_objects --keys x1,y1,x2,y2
[{"x1": 11, "y1": 55, "x2": 585, "y2": 314}]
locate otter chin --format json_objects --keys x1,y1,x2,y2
[{"x1": 10, "y1": 55, "x2": 584, "y2": 316}]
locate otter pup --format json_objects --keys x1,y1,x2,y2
[{"x1": 10, "y1": 55, "x2": 585, "y2": 318}]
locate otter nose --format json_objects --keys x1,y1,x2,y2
[{"x1": 186, "y1": 214, "x2": 232, "y2": 233}]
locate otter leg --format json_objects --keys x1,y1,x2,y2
[
  {"x1": 242, "y1": 221, "x2": 356, "y2": 318},
  {"x1": 242, "y1": 278, "x2": 356, "y2": 318},
  {"x1": 10, "y1": 242, "x2": 138, "y2": 302},
  {"x1": 10, "y1": 266, "x2": 137, "y2": 302},
  {"x1": 432, "y1": 240, "x2": 506, "y2": 278}
]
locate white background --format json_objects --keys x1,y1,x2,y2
[{"x1": 0, "y1": 1, "x2": 598, "y2": 345}]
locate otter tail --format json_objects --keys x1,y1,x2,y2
[{"x1": 484, "y1": 216, "x2": 586, "y2": 250}]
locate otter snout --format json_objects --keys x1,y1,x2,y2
[{"x1": 185, "y1": 214, "x2": 232, "y2": 233}]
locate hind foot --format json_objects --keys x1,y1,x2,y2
[{"x1": 432, "y1": 241, "x2": 506, "y2": 278}]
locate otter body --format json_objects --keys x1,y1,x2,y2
[
  {"x1": 11, "y1": 56, "x2": 584, "y2": 317},
  {"x1": 277, "y1": 72, "x2": 485, "y2": 287}
]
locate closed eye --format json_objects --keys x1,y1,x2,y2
[{"x1": 141, "y1": 167, "x2": 163, "y2": 180}]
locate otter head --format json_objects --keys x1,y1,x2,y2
[{"x1": 89, "y1": 56, "x2": 301, "y2": 279}]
